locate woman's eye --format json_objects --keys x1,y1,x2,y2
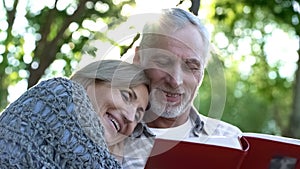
[
  {"x1": 120, "y1": 90, "x2": 131, "y2": 102},
  {"x1": 135, "y1": 107, "x2": 145, "y2": 122},
  {"x1": 135, "y1": 111, "x2": 143, "y2": 122}
]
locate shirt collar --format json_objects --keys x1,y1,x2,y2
[
  {"x1": 130, "y1": 122, "x2": 155, "y2": 138},
  {"x1": 131, "y1": 107, "x2": 207, "y2": 138},
  {"x1": 189, "y1": 107, "x2": 205, "y2": 136},
  {"x1": 190, "y1": 106, "x2": 230, "y2": 136}
]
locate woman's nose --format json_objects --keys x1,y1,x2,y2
[{"x1": 121, "y1": 107, "x2": 136, "y2": 123}]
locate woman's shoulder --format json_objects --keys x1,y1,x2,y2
[
  {"x1": 36, "y1": 77, "x2": 84, "y2": 93},
  {"x1": 34, "y1": 77, "x2": 107, "y2": 145},
  {"x1": 0, "y1": 78, "x2": 121, "y2": 168},
  {"x1": 24, "y1": 77, "x2": 88, "y2": 103}
]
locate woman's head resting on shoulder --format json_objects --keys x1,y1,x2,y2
[{"x1": 71, "y1": 60, "x2": 150, "y2": 146}]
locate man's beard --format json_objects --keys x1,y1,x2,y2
[{"x1": 148, "y1": 89, "x2": 189, "y2": 118}]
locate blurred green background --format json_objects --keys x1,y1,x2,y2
[{"x1": 0, "y1": 0, "x2": 299, "y2": 138}]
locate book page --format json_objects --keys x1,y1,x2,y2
[
  {"x1": 243, "y1": 132, "x2": 300, "y2": 145},
  {"x1": 184, "y1": 136, "x2": 243, "y2": 150}
]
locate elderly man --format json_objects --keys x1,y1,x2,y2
[{"x1": 122, "y1": 8, "x2": 242, "y2": 168}]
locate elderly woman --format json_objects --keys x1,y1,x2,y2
[{"x1": 0, "y1": 60, "x2": 149, "y2": 168}]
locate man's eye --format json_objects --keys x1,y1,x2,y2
[
  {"x1": 154, "y1": 60, "x2": 169, "y2": 66},
  {"x1": 150, "y1": 56, "x2": 171, "y2": 67},
  {"x1": 120, "y1": 90, "x2": 131, "y2": 102},
  {"x1": 183, "y1": 59, "x2": 202, "y2": 71},
  {"x1": 183, "y1": 62, "x2": 201, "y2": 72},
  {"x1": 189, "y1": 65, "x2": 201, "y2": 71}
]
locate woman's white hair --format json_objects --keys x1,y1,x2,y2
[{"x1": 70, "y1": 59, "x2": 149, "y2": 89}]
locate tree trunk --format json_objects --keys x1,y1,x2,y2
[
  {"x1": 189, "y1": 0, "x2": 200, "y2": 16},
  {"x1": 286, "y1": 38, "x2": 300, "y2": 139},
  {"x1": 27, "y1": 0, "x2": 89, "y2": 88},
  {"x1": 0, "y1": 0, "x2": 18, "y2": 109}
]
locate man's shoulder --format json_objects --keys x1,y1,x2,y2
[{"x1": 197, "y1": 113, "x2": 242, "y2": 137}]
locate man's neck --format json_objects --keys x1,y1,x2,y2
[{"x1": 145, "y1": 111, "x2": 190, "y2": 128}]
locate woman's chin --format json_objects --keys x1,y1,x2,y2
[{"x1": 105, "y1": 134, "x2": 126, "y2": 146}]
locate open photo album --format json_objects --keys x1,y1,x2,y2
[{"x1": 145, "y1": 133, "x2": 300, "y2": 169}]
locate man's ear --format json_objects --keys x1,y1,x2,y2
[{"x1": 133, "y1": 46, "x2": 140, "y2": 64}]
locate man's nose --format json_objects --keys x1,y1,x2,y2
[{"x1": 166, "y1": 66, "x2": 183, "y2": 88}]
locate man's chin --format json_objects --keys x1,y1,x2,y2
[
  {"x1": 159, "y1": 107, "x2": 182, "y2": 119},
  {"x1": 149, "y1": 98, "x2": 184, "y2": 117}
]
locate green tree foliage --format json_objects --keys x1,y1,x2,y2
[
  {"x1": 0, "y1": 0, "x2": 134, "y2": 111},
  {"x1": 201, "y1": 0, "x2": 300, "y2": 137},
  {"x1": 2, "y1": 0, "x2": 300, "y2": 138}
]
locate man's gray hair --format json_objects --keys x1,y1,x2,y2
[{"x1": 139, "y1": 8, "x2": 211, "y2": 66}]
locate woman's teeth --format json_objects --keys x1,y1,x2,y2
[{"x1": 109, "y1": 115, "x2": 120, "y2": 132}]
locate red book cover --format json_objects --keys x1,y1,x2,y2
[
  {"x1": 145, "y1": 133, "x2": 300, "y2": 169},
  {"x1": 241, "y1": 133, "x2": 300, "y2": 169},
  {"x1": 145, "y1": 136, "x2": 249, "y2": 169}
]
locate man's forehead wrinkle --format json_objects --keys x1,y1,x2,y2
[
  {"x1": 143, "y1": 32, "x2": 195, "y2": 48},
  {"x1": 140, "y1": 44, "x2": 201, "y2": 67},
  {"x1": 159, "y1": 35, "x2": 191, "y2": 48},
  {"x1": 140, "y1": 30, "x2": 205, "y2": 65},
  {"x1": 151, "y1": 36, "x2": 200, "y2": 57}
]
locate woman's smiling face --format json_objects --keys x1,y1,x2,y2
[{"x1": 86, "y1": 82, "x2": 149, "y2": 146}]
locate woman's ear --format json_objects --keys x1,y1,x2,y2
[{"x1": 133, "y1": 46, "x2": 140, "y2": 64}]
